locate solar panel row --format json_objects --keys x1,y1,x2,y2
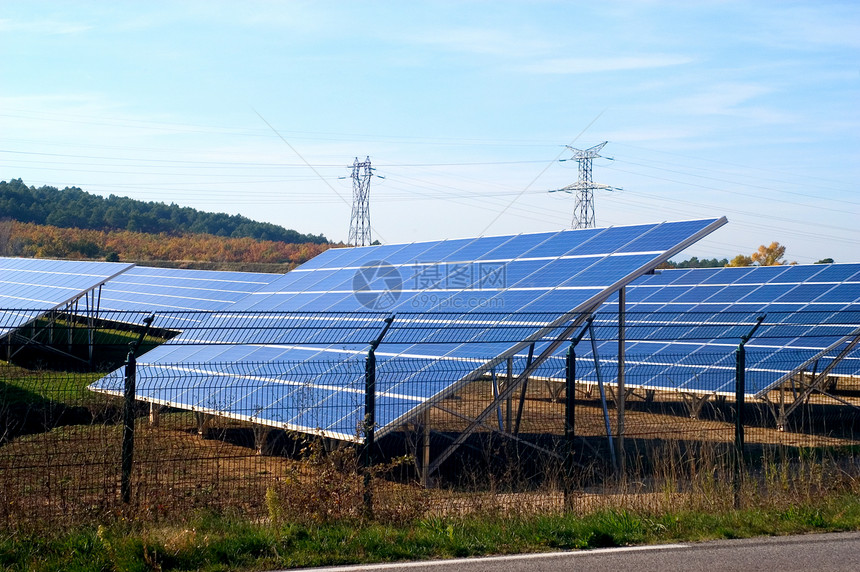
[
  {"x1": 540, "y1": 263, "x2": 860, "y2": 396},
  {"x1": 0, "y1": 257, "x2": 134, "y2": 336},
  {"x1": 90, "y1": 218, "x2": 728, "y2": 440},
  {"x1": 97, "y1": 266, "x2": 278, "y2": 313},
  {"x1": 4, "y1": 227, "x2": 858, "y2": 436}
]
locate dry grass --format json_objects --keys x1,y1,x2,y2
[
  {"x1": 435, "y1": 378, "x2": 860, "y2": 447},
  {"x1": 3, "y1": 370, "x2": 860, "y2": 532}
]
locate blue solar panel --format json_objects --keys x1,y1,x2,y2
[
  {"x1": 482, "y1": 231, "x2": 560, "y2": 260},
  {"x1": 731, "y1": 265, "x2": 790, "y2": 283},
  {"x1": 0, "y1": 257, "x2": 134, "y2": 336},
  {"x1": 98, "y1": 266, "x2": 277, "y2": 312},
  {"x1": 810, "y1": 265, "x2": 860, "y2": 283},
  {"x1": 90, "y1": 218, "x2": 727, "y2": 441},
  {"x1": 544, "y1": 263, "x2": 860, "y2": 398}
]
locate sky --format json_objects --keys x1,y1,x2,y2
[{"x1": 1, "y1": 1, "x2": 858, "y2": 264}]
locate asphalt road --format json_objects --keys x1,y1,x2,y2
[{"x1": 282, "y1": 531, "x2": 860, "y2": 572}]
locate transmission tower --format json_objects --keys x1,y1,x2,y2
[
  {"x1": 348, "y1": 156, "x2": 373, "y2": 246},
  {"x1": 549, "y1": 141, "x2": 617, "y2": 229}
]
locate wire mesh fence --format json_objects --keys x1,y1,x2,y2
[{"x1": 1, "y1": 309, "x2": 859, "y2": 531}]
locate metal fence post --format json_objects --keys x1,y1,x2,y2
[
  {"x1": 564, "y1": 342, "x2": 576, "y2": 507},
  {"x1": 734, "y1": 341, "x2": 745, "y2": 508},
  {"x1": 120, "y1": 315, "x2": 155, "y2": 505},
  {"x1": 564, "y1": 318, "x2": 592, "y2": 510},
  {"x1": 362, "y1": 314, "x2": 394, "y2": 520},
  {"x1": 121, "y1": 347, "x2": 136, "y2": 504},
  {"x1": 363, "y1": 345, "x2": 376, "y2": 518},
  {"x1": 734, "y1": 314, "x2": 765, "y2": 509}
]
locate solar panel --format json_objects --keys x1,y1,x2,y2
[
  {"x1": 90, "y1": 218, "x2": 727, "y2": 441},
  {"x1": 92, "y1": 266, "x2": 280, "y2": 328},
  {"x1": 0, "y1": 257, "x2": 134, "y2": 336},
  {"x1": 540, "y1": 263, "x2": 860, "y2": 398}
]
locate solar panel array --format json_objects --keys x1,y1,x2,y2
[
  {"x1": 0, "y1": 257, "x2": 134, "y2": 336},
  {"x1": 541, "y1": 263, "x2": 860, "y2": 396},
  {"x1": 97, "y1": 266, "x2": 278, "y2": 312},
  {"x1": 92, "y1": 266, "x2": 280, "y2": 328},
  {"x1": 90, "y1": 218, "x2": 727, "y2": 441}
]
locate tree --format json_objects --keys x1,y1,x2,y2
[
  {"x1": 751, "y1": 241, "x2": 787, "y2": 266},
  {"x1": 660, "y1": 256, "x2": 729, "y2": 269},
  {"x1": 815, "y1": 258, "x2": 834, "y2": 264},
  {"x1": 0, "y1": 218, "x2": 11, "y2": 256},
  {"x1": 727, "y1": 241, "x2": 792, "y2": 267},
  {"x1": 0, "y1": 179, "x2": 328, "y2": 244},
  {"x1": 726, "y1": 254, "x2": 753, "y2": 267}
]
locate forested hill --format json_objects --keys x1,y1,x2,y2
[{"x1": 0, "y1": 179, "x2": 327, "y2": 244}]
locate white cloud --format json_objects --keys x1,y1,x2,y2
[
  {"x1": 0, "y1": 17, "x2": 91, "y2": 35},
  {"x1": 669, "y1": 83, "x2": 775, "y2": 116},
  {"x1": 400, "y1": 26, "x2": 554, "y2": 59},
  {"x1": 749, "y1": 4, "x2": 860, "y2": 50},
  {"x1": 518, "y1": 55, "x2": 694, "y2": 75}
]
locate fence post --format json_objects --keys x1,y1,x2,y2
[
  {"x1": 121, "y1": 347, "x2": 136, "y2": 504},
  {"x1": 120, "y1": 315, "x2": 155, "y2": 505},
  {"x1": 362, "y1": 345, "x2": 376, "y2": 518},
  {"x1": 564, "y1": 318, "x2": 592, "y2": 511},
  {"x1": 564, "y1": 342, "x2": 576, "y2": 508},
  {"x1": 362, "y1": 314, "x2": 394, "y2": 520},
  {"x1": 734, "y1": 314, "x2": 765, "y2": 509},
  {"x1": 733, "y1": 341, "x2": 745, "y2": 508}
]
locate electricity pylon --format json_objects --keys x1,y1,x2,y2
[
  {"x1": 348, "y1": 156, "x2": 373, "y2": 246},
  {"x1": 549, "y1": 141, "x2": 618, "y2": 229}
]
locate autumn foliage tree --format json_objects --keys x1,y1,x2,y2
[
  {"x1": 751, "y1": 241, "x2": 787, "y2": 266},
  {"x1": 727, "y1": 241, "x2": 794, "y2": 267},
  {"x1": 726, "y1": 254, "x2": 753, "y2": 267},
  {"x1": 4, "y1": 221, "x2": 334, "y2": 267}
]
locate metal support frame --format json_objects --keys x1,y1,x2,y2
[
  {"x1": 588, "y1": 320, "x2": 617, "y2": 473},
  {"x1": 431, "y1": 402, "x2": 565, "y2": 461},
  {"x1": 491, "y1": 368, "x2": 504, "y2": 432},
  {"x1": 681, "y1": 392, "x2": 713, "y2": 420},
  {"x1": 253, "y1": 425, "x2": 271, "y2": 455},
  {"x1": 421, "y1": 409, "x2": 431, "y2": 488},
  {"x1": 149, "y1": 403, "x2": 162, "y2": 427},
  {"x1": 5, "y1": 287, "x2": 103, "y2": 364},
  {"x1": 427, "y1": 311, "x2": 597, "y2": 476},
  {"x1": 513, "y1": 343, "x2": 535, "y2": 435},
  {"x1": 761, "y1": 327, "x2": 860, "y2": 430},
  {"x1": 195, "y1": 412, "x2": 212, "y2": 436},
  {"x1": 84, "y1": 286, "x2": 102, "y2": 366},
  {"x1": 7, "y1": 329, "x2": 89, "y2": 364}
]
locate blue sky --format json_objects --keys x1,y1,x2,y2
[{"x1": 1, "y1": 1, "x2": 858, "y2": 263}]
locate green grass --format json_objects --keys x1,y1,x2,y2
[
  {"x1": 0, "y1": 367, "x2": 104, "y2": 406},
  {"x1": 7, "y1": 319, "x2": 167, "y2": 372},
  {"x1": 3, "y1": 494, "x2": 860, "y2": 571}
]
